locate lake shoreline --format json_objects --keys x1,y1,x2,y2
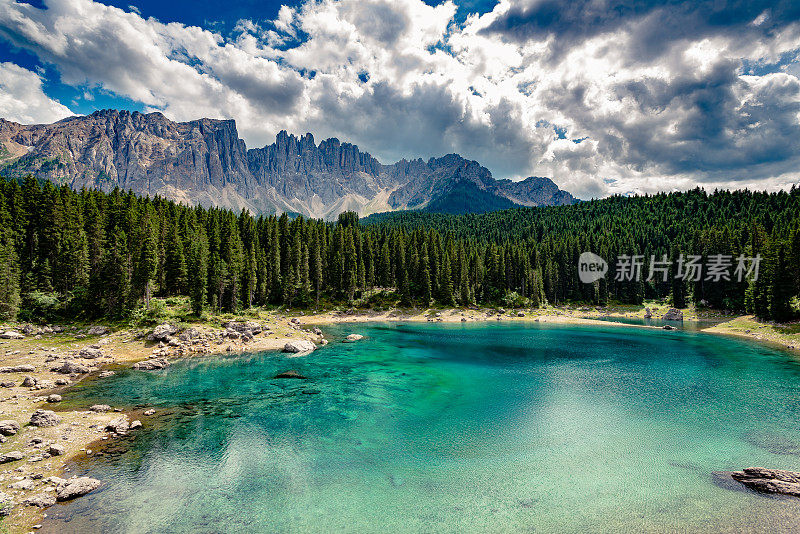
[{"x1": 0, "y1": 304, "x2": 798, "y2": 532}]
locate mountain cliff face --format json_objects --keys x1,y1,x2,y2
[{"x1": 0, "y1": 110, "x2": 576, "y2": 219}]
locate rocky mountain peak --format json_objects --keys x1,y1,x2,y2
[{"x1": 0, "y1": 110, "x2": 577, "y2": 219}]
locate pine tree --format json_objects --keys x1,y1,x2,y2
[
  {"x1": 187, "y1": 229, "x2": 209, "y2": 315},
  {"x1": 221, "y1": 216, "x2": 244, "y2": 311},
  {"x1": 164, "y1": 221, "x2": 188, "y2": 296},
  {"x1": 208, "y1": 252, "x2": 227, "y2": 313},
  {"x1": 268, "y1": 221, "x2": 282, "y2": 303},
  {"x1": 311, "y1": 231, "x2": 323, "y2": 306},
  {"x1": 344, "y1": 229, "x2": 358, "y2": 303},
  {"x1": 419, "y1": 242, "x2": 432, "y2": 306},
  {"x1": 438, "y1": 250, "x2": 454, "y2": 305},
  {"x1": 101, "y1": 226, "x2": 132, "y2": 317},
  {"x1": 395, "y1": 233, "x2": 409, "y2": 304},
  {"x1": 135, "y1": 213, "x2": 158, "y2": 309},
  {"x1": 768, "y1": 242, "x2": 795, "y2": 322},
  {"x1": 378, "y1": 240, "x2": 391, "y2": 287},
  {"x1": 0, "y1": 206, "x2": 20, "y2": 320}
]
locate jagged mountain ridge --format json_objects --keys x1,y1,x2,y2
[{"x1": 0, "y1": 109, "x2": 577, "y2": 219}]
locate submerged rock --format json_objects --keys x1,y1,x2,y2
[
  {"x1": 56, "y1": 477, "x2": 102, "y2": 501},
  {"x1": 282, "y1": 340, "x2": 316, "y2": 353},
  {"x1": 731, "y1": 467, "x2": 800, "y2": 497},
  {"x1": 344, "y1": 334, "x2": 364, "y2": 342},
  {"x1": 274, "y1": 370, "x2": 308, "y2": 379},
  {"x1": 29, "y1": 409, "x2": 61, "y2": 427},
  {"x1": 133, "y1": 358, "x2": 170, "y2": 370}
]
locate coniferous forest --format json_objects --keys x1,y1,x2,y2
[{"x1": 0, "y1": 176, "x2": 798, "y2": 323}]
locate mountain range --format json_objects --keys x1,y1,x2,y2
[{"x1": 0, "y1": 109, "x2": 576, "y2": 219}]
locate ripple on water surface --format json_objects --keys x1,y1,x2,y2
[{"x1": 43, "y1": 322, "x2": 800, "y2": 533}]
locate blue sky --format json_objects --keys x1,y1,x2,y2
[
  {"x1": 1, "y1": 0, "x2": 799, "y2": 198},
  {"x1": 0, "y1": 0, "x2": 499, "y2": 115}
]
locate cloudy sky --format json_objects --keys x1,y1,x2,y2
[{"x1": 1, "y1": 0, "x2": 800, "y2": 198}]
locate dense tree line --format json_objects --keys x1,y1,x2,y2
[
  {"x1": 0, "y1": 176, "x2": 798, "y2": 323},
  {"x1": 367, "y1": 188, "x2": 800, "y2": 321}
]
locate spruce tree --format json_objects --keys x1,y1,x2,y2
[
  {"x1": 164, "y1": 221, "x2": 188, "y2": 296},
  {"x1": 311, "y1": 231, "x2": 323, "y2": 306},
  {"x1": 0, "y1": 208, "x2": 20, "y2": 320},
  {"x1": 419, "y1": 242, "x2": 432, "y2": 306},
  {"x1": 187, "y1": 229, "x2": 209, "y2": 315},
  {"x1": 135, "y1": 214, "x2": 159, "y2": 309}
]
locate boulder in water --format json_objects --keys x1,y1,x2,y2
[
  {"x1": 56, "y1": 477, "x2": 102, "y2": 501},
  {"x1": 344, "y1": 334, "x2": 364, "y2": 343},
  {"x1": 106, "y1": 416, "x2": 130, "y2": 434},
  {"x1": 133, "y1": 358, "x2": 169, "y2": 370},
  {"x1": 283, "y1": 340, "x2": 316, "y2": 353},
  {"x1": 731, "y1": 467, "x2": 800, "y2": 497},
  {"x1": 274, "y1": 370, "x2": 308, "y2": 379}
]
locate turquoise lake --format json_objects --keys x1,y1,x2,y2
[{"x1": 42, "y1": 322, "x2": 800, "y2": 533}]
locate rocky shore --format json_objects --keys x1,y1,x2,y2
[{"x1": 0, "y1": 318, "x2": 322, "y2": 532}]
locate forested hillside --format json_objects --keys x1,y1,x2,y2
[{"x1": 0, "y1": 176, "x2": 798, "y2": 323}]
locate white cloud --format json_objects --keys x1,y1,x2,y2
[
  {"x1": 1, "y1": 0, "x2": 800, "y2": 198},
  {"x1": 0, "y1": 61, "x2": 72, "y2": 124}
]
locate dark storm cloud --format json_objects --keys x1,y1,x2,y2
[{"x1": 486, "y1": 0, "x2": 800, "y2": 60}]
